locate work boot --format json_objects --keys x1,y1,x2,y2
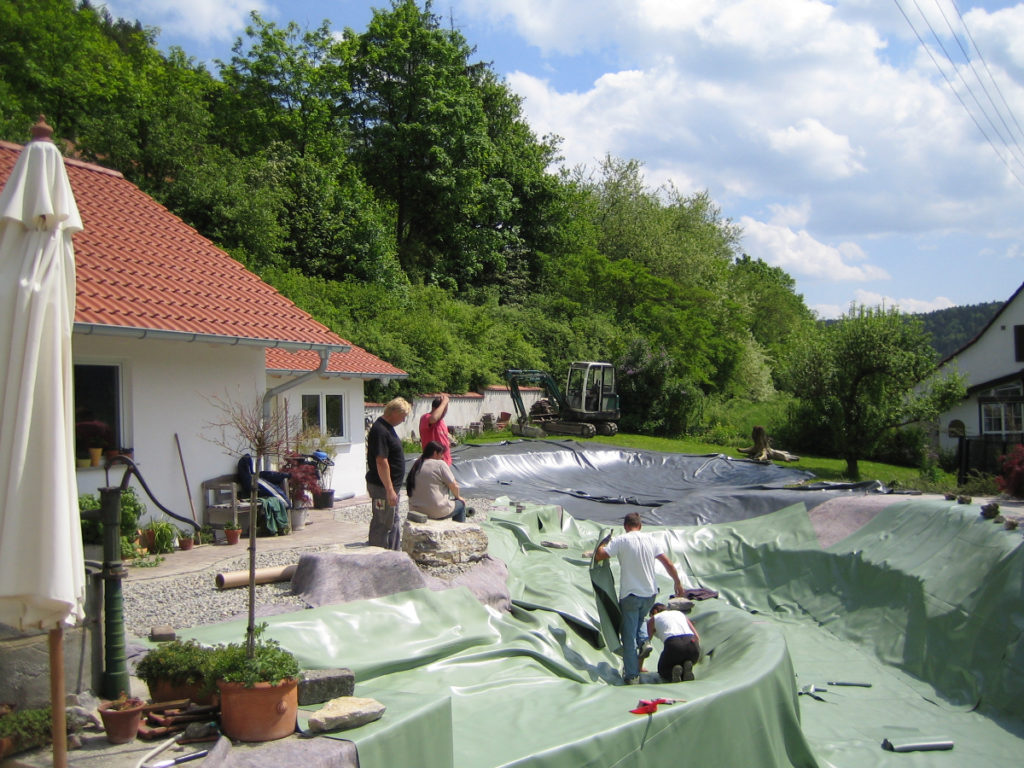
[
  {"x1": 638, "y1": 642, "x2": 653, "y2": 665},
  {"x1": 625, "y1": 676, "x2": 639, "y2": 685},
  {"x1": 671, "y1": 665, "x2": 683, "y2": 683},
  {"x1": 682, "y1": 660, "x2": 695, "y2": 681}
]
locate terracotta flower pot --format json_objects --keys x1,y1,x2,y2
[
  {"x1": 217, "y1": 679, "x2": 298, "y2": 742},
  {"x1": 224, "y1": 527, "x2": 241, "y2": 545},
  {"x1": 99, "y1": 701, "x2": 144, "y2": 744},
  {"x1": 149, "y1": 679, "x2": 217, "y2": 706},
  {"x1": 178, "y1": 537, "x2": 194, "y2": 551}
]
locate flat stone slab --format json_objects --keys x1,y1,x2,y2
[{"x1": 308, "y1": 696, "x2": 386, "y2": 732}]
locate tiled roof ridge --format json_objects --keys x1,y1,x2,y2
[{"x1": 0, "y1": 140, "x2": 124, "y2": 178}]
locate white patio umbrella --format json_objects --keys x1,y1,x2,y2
[{"x1": 0, "y1": 119, "x2": 85, "y2": 768}]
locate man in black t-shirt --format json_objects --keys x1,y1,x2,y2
[{"x1": 365, "y1": 397, "x2": 411, "y2": 549}]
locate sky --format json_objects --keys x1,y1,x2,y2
[{"x1": 103, "y1": 0, "x2": 1024, "y2": 318}]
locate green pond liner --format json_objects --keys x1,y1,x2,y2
[{"x1": 180, "y1": 498, "x2": 1024, "y2": 767}]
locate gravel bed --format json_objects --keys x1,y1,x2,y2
[
  {"x1": 123, "y1": 497, "x2": 506, "y2": 638},
  {"x1": 122, "y1": 546, "x2": 333, "y2": 638}
]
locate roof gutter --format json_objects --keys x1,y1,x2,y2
[
  {"x1": 267, "y1": 367, "x2": 407, "y2": 382},
  {"x1": 73, "y1": 323, "x2": 350, "y2": 355}
]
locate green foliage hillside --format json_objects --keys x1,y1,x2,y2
[{"x1": 914, "y1": 301, "x2": 1003, "y2": 359}]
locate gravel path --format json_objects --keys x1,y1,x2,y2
[{"x1": 122, "y1": 498, "x2": 503, "y2": 638}]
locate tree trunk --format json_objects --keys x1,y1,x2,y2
[
  {"x1": 738, "y1": 426, "x2": 799, "y2": 462},
  {"x1": 845, "y1": 456, "x2": 860, "y2": 480}
]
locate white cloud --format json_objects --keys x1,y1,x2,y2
[
  {"x1": 740, "y1": 216, "x2": 889, "y2": 281},
  {"x1": 766, "y1": 118, "x2": 866, "y2": 179},
  {"x1": 105, "y1": 0, "x2": 272, "y2": 43},
  {"x1": 766, "y1": 200, "x2": 812, "y2": 229},
  {"x1": 964, "y1": 5, "x2": 1024, "y2": 79}
]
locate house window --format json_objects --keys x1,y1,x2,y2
[
  {"x1": 74, "y1": 364, "x2": 121, "y2": 459},
  {"x1": 301, "y1": 393, "x2": 344, "y2": 440},
  {"x1": 1015, "y1": 325, "x2": 1024, "y2": 362},
  {"x1": 982, "y1": 403, "x2": 1004, "y2": 434},
  {"x1": 981, "y1": 401, "x2": 1023, "y2": 438}
]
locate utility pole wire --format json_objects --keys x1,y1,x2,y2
[
  {"x1": 893, "y1": 0, "x2": 1024, "y2": 188},
  {"x1": 950, "y1": 0, "x2": 1024, "y2": 147},
  {"x1": 932, "y1": 0, "x2": 1024, "y2": 169},
  {"x1": 910, "y1": 0, "x2": 1024, "y2": 172}
]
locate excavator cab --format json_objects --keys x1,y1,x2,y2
[
  {"x1": 506, "y1": 362, "x2": 619, "y2": 438},
  {"x1": 565, "y1": 362, "x2": 618, "y2": 416}
]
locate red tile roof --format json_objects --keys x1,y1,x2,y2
[
  {"x1": 266, "y1": 347, "x2": 405, "y2": 379},
  {"x1": 0, "y1": 140, "x2": 404, "y2": 377}
]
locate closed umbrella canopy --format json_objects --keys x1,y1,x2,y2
[{"x1": 0, "y1": 129, "x2": 84, "y2": 630}]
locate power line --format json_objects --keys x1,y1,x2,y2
[
  {"x1": 950, "y1": 0, "x2": 1024, "y2": 147},
  {"x1": 893, "y1": 0, "x2": 1024, "y2": 188},
  {"x1": 933, "y1": 0, "x2": 1024, "y2": 168}
]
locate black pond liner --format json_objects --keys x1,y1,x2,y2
[{"x1": 450, "y1": 439, "x2": 888, "y2": 526}]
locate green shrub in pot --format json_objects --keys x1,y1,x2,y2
[
  {"x1": 136, "y1": 639, "x2": 217, "y2": 701},
  {"x1": 211, "y1": 623, "x2": 299, "y2": 688}
]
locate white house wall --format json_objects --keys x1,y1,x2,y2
[
  {"x1": 73, "y1": 334, "x2": 265, "y2": 528},
  {"x1": 269, "y1": 374, "x2": 366, "y2": 499},
  {"x1": 936, "y1": 293, "x2": 1024, "y2": 452},
  {"x1": 939, "y1": 305, "x2": 1024, "y2": 389},
  {"x1": 368, "y1": 387, "x2": 543, "y2": 442}
]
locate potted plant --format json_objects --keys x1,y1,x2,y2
[
  {"x1": 142, "y1": 519, "x2": 176, "y2": 554},
  {"x1": 198, "y1": 525, "x2": 215, "y2": 545},
  {"x1": 204, "y1": 391, "x2": 297, "y2": 654},
  {"x1": 285, "y1": 457, "x2": 320, "y2": 509},
  {"x1": 135, "y1": 639, "x2": 217, "y2": 704},
  {"x1": 212, "y1": 623, "x2": 299, "y2": 742},
  {"x1": 204, "y1": 392, "x2": 302, "y2": 739},
  {"x1": 0, "y1": 706, "x2": 51, "y2": 760},
  {"x1": 177, "y1": 527, "x2": 195, "y2": 550},
  {"x1": 88, "y1": 439, "x2": 104, "y2": 467},
  {"x1": 98, "y1": 692, "x2": 145, "y2": 744},
  {"x1": 223, "y1": 521, "x2": 242, "y2": 545},
  {"x1": 295, "y1": 427, "x2": 337, "y2": 505}
]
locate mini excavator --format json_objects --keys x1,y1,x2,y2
[{"x1": 505, "y1": 362, "x2": 620, "y2": 439}]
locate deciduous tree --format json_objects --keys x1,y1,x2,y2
[{"x1": 783, "y1": 306, "x2": 965, "y2": 478}]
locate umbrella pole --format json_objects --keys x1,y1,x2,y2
[{"x1": 49, "y1": 627, "x2": 67, "y2": 768}]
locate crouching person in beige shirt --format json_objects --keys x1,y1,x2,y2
[{"x1": 407, "y1": 440, "x2": 466, "y2": 521}]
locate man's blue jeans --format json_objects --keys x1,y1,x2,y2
[{"x1": 619, "y1": 593, "x2": 656, "y2": 680}]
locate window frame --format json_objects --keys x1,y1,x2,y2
[
  {"x1": 299, "y1": 392, "x2": 346, "y2": 443},
  {"x1": 73, "y1": 359, "x2": 131, "y2": 463}
]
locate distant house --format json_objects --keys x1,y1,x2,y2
[
  {"x1": 935, "y1": 281, "x2": 1024, "y2": 476},
  {"x1": 0, "y1": 140, "x2": 405, "y2": 521}
]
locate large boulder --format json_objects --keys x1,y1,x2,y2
[
  {"x1": 291, "y1": 551, "x2": 428, "y2": 607},
  {"x1": 401, "y1": 519, "x2": 488, "y2": 567}
]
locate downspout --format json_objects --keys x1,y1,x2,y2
[{"x1": 261, "y1": 349, "x2": 331, "y2": 470}]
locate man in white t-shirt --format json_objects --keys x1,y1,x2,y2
[
  {"x1": 596, "y1": 512, "x2": 685, "y2": 684},
  {"x1": 647, "y1": 603, "x2": 700, "y2": 682}
]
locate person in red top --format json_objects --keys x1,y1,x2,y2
[{"x1": 419, "y1": 393, "x2": 452, "y2": 464}]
